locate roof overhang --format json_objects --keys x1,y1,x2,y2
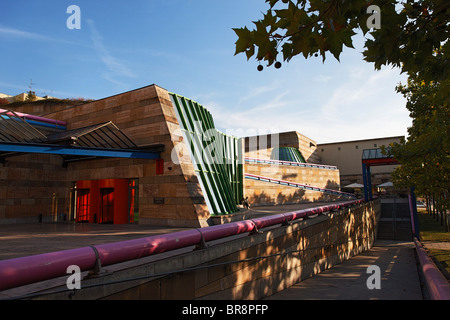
[
  {"x1": 0, "y1": 141, "x2": 163, "y2": 166},
  {"x1": 0, "y1": 111, "x2": 164, "y2": 166}
]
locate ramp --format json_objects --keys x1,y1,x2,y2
[
  {"x1": 244, "y1": 173, "x2": 356, "y2": 198},
  {"x1": 378, "y1": 198, "x2": 413, "y2": 241}
]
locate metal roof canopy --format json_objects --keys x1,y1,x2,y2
[
  {"x1": 46, "y1": 121, "x2": 137, "y2": 149},
  {"x1": 0, "y1": 113, "x2": 164, "y2": 164},
  {"x1": 0, "y1": 110, "x2": 47, "y2": 143}
]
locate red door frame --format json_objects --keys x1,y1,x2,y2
[{"x1": 76, "y1": 179, "x2": 129, "y2": 224}]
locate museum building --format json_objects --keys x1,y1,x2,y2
[{"x1": 0, "y1": 84, "x2": 383, "y2": 227}]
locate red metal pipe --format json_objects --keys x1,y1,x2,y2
[
  {"x1": 0, "y1": 247, "x2": 96, "y2": 292},
  {"x1": 199, "y1": 220, "x2": 256, "y2": 242},
  {"x1": 283, "y1": 209, "x2": 309, "y2": 221},
  {"x1": 0, "y1": 108, "x2": 67, "y2": 126},
  {"x1": 96, "y1": 229, "x2": 203, "y2": 267},
  {"x1": 414, "y1": 238, "x2": 450, "y2": 300},
  {"x1": 0, "y1": 200, "x2": 364, "y2": 292},
  {"x1": 252, "y1": 214, "x2": 287, "y2": 229}
]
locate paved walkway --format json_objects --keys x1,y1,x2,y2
[
  {"x1": 266, "y1": 240, "x2": 424, "y2": 300},
  {"x1": 420, "y1": 241, "x2": 450, "y2": 250},
  {"x1": 0, "y1": 202, "x2": 344, "y2": 261},
  {"x1": 1, "y1": 203, "x2": 447, "y2": 301}
]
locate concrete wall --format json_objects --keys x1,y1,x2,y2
[
  {"x1": 31, "y1": 200, "x2": 379, "y2": 300},
  {"x1": 244, "y1": 162, "x2": 341, "y2": 206}
]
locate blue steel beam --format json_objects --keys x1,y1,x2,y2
[
  {"x1": 362, "y1": 163, "x2": 373, "y2": 201},
  {"x1": 0, "y1": 141, "x2": 160, "y2": 159}
]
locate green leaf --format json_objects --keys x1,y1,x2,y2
[
  {"x1": 266, "y1": 0, "x2": 279, "y2": 8},
  {"x1": 233, "y1": 27, "x2": 253, "y2": 56},
  {"x1": 322, "y1": 28, "x2": 343, "y2": 61},
  {"x1": 262, "y1": 10, "x2": 278, "y2": 34},
  {"x1": 245, "y1": 45, "x2": 255, "y2": 60}
]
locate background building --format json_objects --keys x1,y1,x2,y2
[
  {"x1": 317, "y1": 137, "x2": 404, "y2": 188},
  {"x1": 0, "y1": 84, "x2": 402, "y2": 227}
]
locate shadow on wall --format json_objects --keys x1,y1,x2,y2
[
  {"x1": 316, "y1": 180, "x2": 348, "y2": 202},
  {"x1": 249, "y1": 189, "x2": 306, "y2": 206},
  {"x1": 282, "y1": 173, "x2": 298, "y2": 180},
  {"x1": 247, "y1": 179, "x2": 348, "y2": 207}
]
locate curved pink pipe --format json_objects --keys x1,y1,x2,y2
[
  {"x1": 0, "y1": 247, "x2": 96, "y2": 291},
  {"x1": 96, "y1": 229, "x2": 203, "y2": 267},
  {"x1": 0, "y1": 200, "x2": 364, "y2": 292},
  {"x1": 414, "y1": 238, "x2": 450, "y2": 300},
  {"x1": 284, "y1": 209, "x2": 309, "y2": 221},
  {"x1": 0, "y1": 109, "x2": 66, "y2": 126},
  {"x1": 199, "y1": 220, "x2": 256, "y2": 242},
  {"x1": 252, "y1": 214, "x2": 287, "y2": 229}
]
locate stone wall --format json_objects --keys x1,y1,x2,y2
[
  {"x1": 0, "y1": 85, "x2": 210, "y2": 227},
  {"x1": 243, "y1": 161, "x2": 342, "y2": 206},
  {"x1": 47, "y1": 85, "x2": 209, "y2": 227},
  {"x1": 34, "y1": 200, "x2": 380, "y2": 300},
  {"x1": 0, "y1": 154, "x2": 70, "y2": 224}
]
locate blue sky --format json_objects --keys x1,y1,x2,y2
[{"x1": 0, "y1": 0, "x2": 411, "y2": 143}]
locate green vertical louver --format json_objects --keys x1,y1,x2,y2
[
  {"x1": 169, "y1": 93, "x2": 243, "y2": 216},
  {"x1": 271, "y1": 147, "x2": 306, "y2": 163}
]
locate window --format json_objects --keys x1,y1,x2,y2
[
  {"x1": 355, "y1": 145, "x2": 359, "y2": 149},
  {"x1": 100, "y1": 188, "x2": 114, "y2": 224},
  {"x1": 76, "y1": 189, "x2": 90, "y2": 222},
  {"x1": 129, "y1": 179, "x2": 139, "y2": 223}
]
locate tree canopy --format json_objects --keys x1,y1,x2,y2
[
  {"x1": 233, "y1": 0, "x2": 449, "y2": 101},
  {"x1": 385, "y1": 78, "x2": 449, "y2": 225},
  {"x1": 234, "y1": 0, "x2": 450, "y2": 220}
]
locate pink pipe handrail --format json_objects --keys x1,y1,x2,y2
[
  {"x1": 414, "y1": 238, "x2": 450, "y2": 300},
  {"x1": 0, "y1": 200, "x2": 363, "y2": 292},
  {"x1": 245, "y1": 157, "x2": 338, "y2": 170},
  {"x1": 0, "y1": 247, "x2": 97, "y2": 292},
  {"x1": 245, "y1": 173, "x2": 356, "y2": 197},
  {"x1": 0, "y1": 108, "x2": 67, "y2": 126}
]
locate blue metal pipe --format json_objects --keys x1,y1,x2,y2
[
  {"x1": 24, "y1": 119, "x2": 66, "y2": 131},
  {"x1": 0, "y1": 141, "x2": 160, "y2": 159}
]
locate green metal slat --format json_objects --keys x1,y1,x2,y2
[
  {"x1": 189, "y1": 99, "x2": 236, "y2": 214},
  {"x1": 172, "y1": 95, "x2": 222, "y2": 213},
  {"x1": 182, "y1": 98, "x2": 227, "y2": 214},
  {"x1": 185, "y1": 99, "x2": 229, "y2": 214},
  {"x1": 189, "y1": 99, "x2": 237, "y2": 213},
  {"x1": 169, "y1": 93, "x2": 242, "y2": 216}
]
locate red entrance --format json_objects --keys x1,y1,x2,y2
[{"x1": 75, "y1": 179, "x2": 131, "y2": 224}]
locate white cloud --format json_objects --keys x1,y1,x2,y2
[
  {"x1": 202, "y1": 65, "x2": 410, "y2": 144},
  {"x1": 0, "y1": 24, "x2": 89, "y2": 48},
  {"x1": 86, "y1": 19, "x2": 136, "y2": 87},
  {"x1": 0, "y1": 25, "x2": 51, "y2": 41}
]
